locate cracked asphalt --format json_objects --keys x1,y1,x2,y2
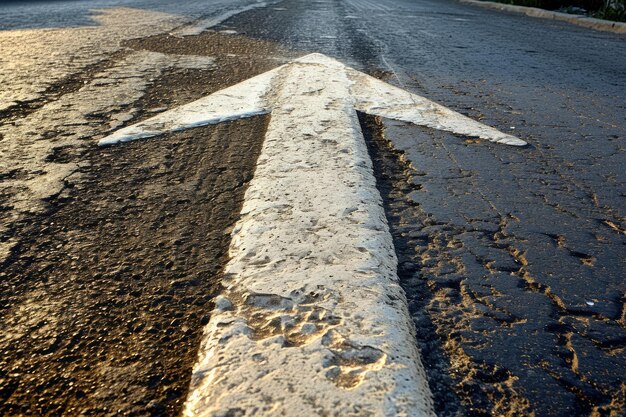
[{"x1": 1, "y1": 0, "x2": 624, "y2": 416}]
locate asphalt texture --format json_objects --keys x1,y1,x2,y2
[
  {"x1": 0, "y1": 0, "x2": 624, "y2": 416},
  {"x1": 0, "y1": 25, "x2": 290, "y2": 415},
  {"x1": 209, "y1": 1, "x2": 626, "y2": 415}
]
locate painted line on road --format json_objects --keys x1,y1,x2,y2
[
  {"x1": 461, "y1": 0, "x2": 626, "y2": 34},
  {"x1": 99, "y1": 53, "x2": 525, "y2": 416},
  {"x1": 183, "y1": 54, "x2": 436, "y2": 417}
]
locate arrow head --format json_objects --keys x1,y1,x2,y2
[{"x1": 99, "y1": 53, "x2": 526, "y2": 147}]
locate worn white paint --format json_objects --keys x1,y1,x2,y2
[
  {"x1": 0, "y1": 50, "x2": 215, "y2": 265},
  {"x1": 100, "y1": 54, "x2": 526, "y2": 416},
  {"x1": 99, "y1": 53, "x2": 526, "y2": 147},
  {"x1": 349, "y1": 70, "x2": 526, "y2": 146},
  {"x1": 98, "y1": 68, "x2": 275, "y2": 146}
]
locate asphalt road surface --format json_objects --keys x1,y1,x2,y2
[{"x1": 1, "y1": 0, "x2": 624, "y2": 416}]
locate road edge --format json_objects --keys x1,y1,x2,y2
[{"x1": 460, "y1": 0, "x2": 626, "y2": 34}]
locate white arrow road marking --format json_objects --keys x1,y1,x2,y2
[
  {"x1": 184, "y1": 56, "x2": 436, "y2": 417},
  {"x1": 99, "y1": 53, "x2": 526, "y2": 147},
  {"x1": 99, "y1": 54, "x2": 525, "y2": 416}
]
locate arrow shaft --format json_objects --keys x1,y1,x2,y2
[{"x1": 184, "y1": 62, "x2": 435, "y2": 416}]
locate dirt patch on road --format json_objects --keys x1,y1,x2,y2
[
  {"x1": 0, "y1": 31, "x2": 287, "y2": 416},
  {"x1": 123, "y1": 30, "x2": 290, "y2": 60},
  {"x1": 122, "y1": 31, "x2": 295, "y2": 100}
]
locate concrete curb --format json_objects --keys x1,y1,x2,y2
[{"x1": 460, "y1": 0, "x2": 626, "y2": 34}]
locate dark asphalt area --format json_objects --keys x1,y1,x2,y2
[{"x1": 0, "y1": 0, "x2": 624, "y2": 416}]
